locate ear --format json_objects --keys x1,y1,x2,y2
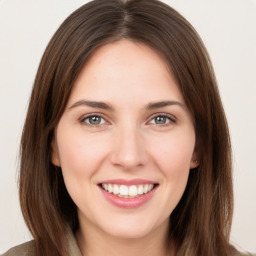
[
  {"x1": 190, "y1": 143, "x2": 201, "y2": 169},
  {"x1": 51, "y1": 137, "x2": 61, "y2": 167},
  {"x1": 190, "y1": 158, "x2": 200, "y2": 169}
]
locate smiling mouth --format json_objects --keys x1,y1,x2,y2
[{"x1": 99, "y1": 183, "x2": 158, "y2": 198}]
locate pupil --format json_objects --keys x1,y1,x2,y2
[
  {"x1": 156, "y1": 116, "x2": 166, "y2": 124},
  {"x1": 90, "y1": 116, "x2": 101, "y2": 125}
]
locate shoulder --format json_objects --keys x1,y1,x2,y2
[
  {"x1": 1, "y1": 240, "x2": 35, "y2": 256},
  {"x1": 232, "y1": 249, "x2": 256, "y2": 256},
  {"x1": 234, "y1": 253, "x2": 256, "y2": 256},
  {"x1": 236, "y1": 253, "x2": 256, "y2": 256}
]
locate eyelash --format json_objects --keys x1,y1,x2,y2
[
  {"x1": 80, "y1": 113, "x2": 109, "y2": 127},
  {"x1": 80, "y1": 113, "x2": 177, "y2": 127},
  {"x1": 148, "y1": 113, "x2": 177, "y2": 126}
]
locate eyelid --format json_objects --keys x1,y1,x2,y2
[
  {"x1": 147, "y1": 113, "x2": 177, "y2": 125},
  {"x1": 78, "y1": 112, "x2": 177, "y2": 127},
  {"x1": 79, "y1": 113, "x2": 110, "y2": 126}
]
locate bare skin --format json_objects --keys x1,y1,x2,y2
[{"x1": 52, "y1": 39, "x2": 198, "y2": 256}]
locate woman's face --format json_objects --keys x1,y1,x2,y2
[{"x1": 52, "y1": 39, "x2": 198, "y2": 239}]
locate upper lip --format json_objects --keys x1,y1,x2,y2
[{"x1": 98, "y1": 179, "x2": 158, "y2": 186}]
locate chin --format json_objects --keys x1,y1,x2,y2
[
  {"x1": 99, "y1": 216, "x2": 166, "y2": 240},
  {"x1": 105, "y1": 226, "x2": 153, "y2": 240}
]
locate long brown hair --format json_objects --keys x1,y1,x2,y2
[{"x1": 20, "y1": 0, "x2": 234, "y2": 255}]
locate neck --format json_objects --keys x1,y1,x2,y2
[{"x1": 75, "y1": 219, "x2": 175, "y2": 256}]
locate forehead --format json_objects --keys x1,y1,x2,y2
[
  {"x1": 84, "y1": 39, "x2": 169, "y2": 71},
  {"x1": 67, "y1": 39, "x2": 184, "y2": 106}
]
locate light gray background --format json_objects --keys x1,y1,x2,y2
[{"x1": 0, "y1": 0, "x2": 255, "y2": 253}]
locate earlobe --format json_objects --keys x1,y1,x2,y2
[
  {"x1": 190, "y1": 159, "x2": 200, "y2": 169},
  {"x1": 190, "y1": 143, "x2": 201, "y2": 169},
  {"x1": 51, "y1": 138, "x2": 61, "y2": 167}
]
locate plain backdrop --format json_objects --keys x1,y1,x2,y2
[{"x1": 0, "y1": 0, "x2": 255, "y2": 254}]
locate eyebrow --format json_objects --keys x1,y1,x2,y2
[
  {"x1": 68, "y1": 99, "x2": 184, "y2": 111},
  {"x1": 146, "y1": 100, "x2": 184, "y2": 110},
  {"x1": 69, "y1": 100, "x2": 114, "y2": 110}
]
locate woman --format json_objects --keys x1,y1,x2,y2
[{"x1": 2, "y1": 0, "x2": 254, "y2": 255}]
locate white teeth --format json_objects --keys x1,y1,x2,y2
[
  {"x1": 119, "y1": 185, "x2": 129, "y2": 196},
  {"x1": 108, "y1": 184, "x2": 113, "y2": 193},
  {"x1": 113, "y1": 184, "x2": 119, "y2": 195},
  {"x1": 128, "y1": 185, "x2": 137, "y2": 197},
  {"x1": 101, "y1": 183, "x2": 155, "y2": 197},
  {"x1": 137, "y1": 185, "x2": 144, "y2": 195},
  {"x1": 143, "y1": 184, "x2": 149, "y2": 194}
]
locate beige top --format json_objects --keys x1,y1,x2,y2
[
  {"x1": 1, "y1": 228, "x2": 82, "y2": 256},
  {"x1": 1, "y1": 229, "x2": 255, "y2": 256}
]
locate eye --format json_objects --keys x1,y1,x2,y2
[
  {"x1": 149, "y1": 114, "x2": 176, "y2": 125},
  {"x1": 81, "y1": 115, "x2": 107, "y2": 126}
]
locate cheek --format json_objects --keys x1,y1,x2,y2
[
  {"x1": 150, "y1": 131, "x2": 195, "y2": 175},
  {"x1": 56, "y1": 129, "x2": 110, "y2": 209},
  {"x1": 148, "y1": 130, "x2": 195, "y2": 206},
  {"x1": 57, "y1": 129, "x2": 109, "y2": 178}
]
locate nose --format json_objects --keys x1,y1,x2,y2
[{"x1": 110, "y1": 125, "x2": 147, "y2": 170}]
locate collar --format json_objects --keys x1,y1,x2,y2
[{"x1": 66, "y1": 226, "x2": 82, "y2": 256}]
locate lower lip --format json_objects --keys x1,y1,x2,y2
[{"x1": 99, "y1": 185, "x2": 158, "y2": 209}]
